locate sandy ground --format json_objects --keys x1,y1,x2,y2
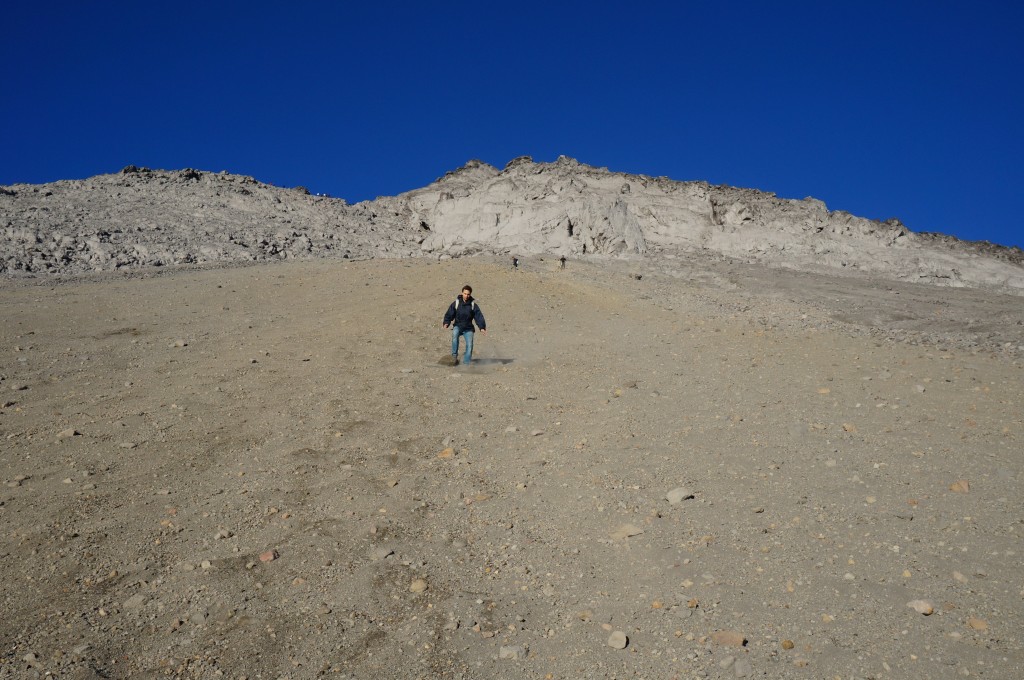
[{"x1": 1, "y1": 255, "x2": 1021, "y2": 679}]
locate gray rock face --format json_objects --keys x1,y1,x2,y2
[{"x1": 2, "y1": 158, "x2": 1023, "y2": 293}]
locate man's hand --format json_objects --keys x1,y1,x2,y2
[
  {"x1": 442, "y1": 323, "x2": 449, "y2": 329},
  {"x1": 480, "y1": 328, "x2": 487, "y2": 334}
]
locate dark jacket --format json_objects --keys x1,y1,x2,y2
[{"x1": 443, "y1": 296, "x2": 486, "y2": 332}]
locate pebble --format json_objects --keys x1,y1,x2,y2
[
  {"x1": 907, "y1": 600, "x2": 935, "y2": 615},
  {"x1": 734, "y1": 658, "x2": 752, "y2": 677},
  {"x1": 499, "y1": 645, "x2": 526, "y2": 660},
  {"x1": 666, "y1": 487, "x2": 695, "y2": 504},
  {"x1": 369, "y1": 547, "x2": 394, "y2": 561},
  {"x1": 719, "y1": 656, "x2": 735, "y2": 669},
  {"x1": 57, "y1": 428, "x2": 80, "y2": 439},
  {"x1": 215, "y1": 529, "x2": 233, "y2": 539},
  {"x1": 123, "y1": 593, "x2": 148, "y2": 609},
  {"x1": 967, "y1": 617, "x2": 988, "y2": 631},
  {"x1": 609, "y1": 523, "x2": 644, "y2": 540},
  {"x1": 949, "y1": 479, "x2": 970, "y2": 494},
  {"x1": 711, "y1": 630, "x2": 746, "y2": 647},
  {"x1": 410, "y1": 578, "x2": 428, "y2": 593},
  {"x1": 259, "y1": 549, "x2": 279, "y2": 563},
  {"x1": 607, "y1": 631, "x2": 628, "y2": 649}
]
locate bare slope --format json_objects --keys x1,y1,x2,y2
[
  {"x1": 3, "y1": 158, "x2": 1023, "y2": 293},
  {"x1": 0, "y1": 257, "x2": 1021, "y2": 678}
]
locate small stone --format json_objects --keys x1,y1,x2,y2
[
  {"x1": 123, "y1": 593, "x2": 148, "y2": 610},
  {"x1": 966, "y1": 617, "x2": 988, "y2": 631},
  {"x1": 719, "y1": 655, "x2": 735, "y2": 669},
  {"x1": 734, "y1": 658, "x2": 753, "y2": 677},
  {"x1": 907, "y1": 600, "x2": 935, "y2": 615},
  {"x1": 610, "y1": 523, "x2": 644, "y2": 540},
  {"x1": 949, "y1": 480, "x2": 970, "y2": 494},
  {"x1": 259, "y1": 549, "x2": 278, "y2": 563},
  {"x1": 370, "y1": 547, "x2": 394, "y2": 561},
  {"x1": 438, "y1": 447, "x2": 455, "y2": 459},
  {"x1": 499, "y1": 645, "x2": 526, "y2": 660},
  {"x1": 410, "y1": 578, "x2": 428, "y2": 593},
  {"x1": 577, "y1": 609, "x2": 593, "y2": 621},
  {"x1": 214, "y1": 529, "x2": 233, "y2": 540},
  {"x1": 781, "y1": 639, "x2": 795, "y2": 650},
  {"x1": 200, "y1": 560, "x2": 212, "y2": 570},
  {"x1": 173, "y1": 339, "x2": 187, "y2": 347},
  {"x1": 607, "y1": 631, "x2": 628, "y2": 649},
  {"x1": 710, "y1": 630, "x2": 747, "y2": 647},
  {"x1": 57, "y1": 428, "x2": 80, "y2": 439},
  {"x1": 666, "y1": 487, "x2": 695, "y2": 504},
  {"x1": 530, "y1": 429, "x2": 545, "y2": 436}
]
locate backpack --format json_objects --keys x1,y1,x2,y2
[{"x1": 454, "y1": 298, "x2": 476, "y2": 312}]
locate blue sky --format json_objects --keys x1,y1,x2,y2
[{"x1": 3, "y1": 1, "x2": 1022, "y2": 248}]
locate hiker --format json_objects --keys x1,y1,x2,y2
[
  {"x1": 559, "y1": 255, "x2": 566, "y2": 269},
  {"x1": 442, "y1": 285, "x2": 487, "y2": 366},
  {"x1": 512, "y1": 256, "x2": 519, "y2": 271}
]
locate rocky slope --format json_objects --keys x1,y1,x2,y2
[
  {"x1": 2, "y1": 157, "x2": 1023, "y2": 293},
  {"x1": 1, "y1": 257, "x2": 1021, "y2": 678}
]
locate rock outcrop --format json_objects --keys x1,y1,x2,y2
[
  {"x1": 404, "y1": 156, "x2": 1024, "y2": 292},
  {"x1": 2, "y1": 157, "x2": 1023, "y2": 293}
]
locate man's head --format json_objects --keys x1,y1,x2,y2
[{"x1": 461, "y1": 285, "x2": 472, "y2": 301}]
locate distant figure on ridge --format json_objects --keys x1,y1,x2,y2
[
  {"x1": 442, "y1": 285, "x2": 487, "y2": 366},
  {"x1": 559, "y1": 255, "x2": 566, "y2": 270},
  {"x1": 512, "y1": 256, "x2": 519, "y2": 271}
]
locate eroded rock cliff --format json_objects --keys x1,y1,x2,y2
[{"x1": 2, "y1": 157, "x2": 1022, "y2": 293}]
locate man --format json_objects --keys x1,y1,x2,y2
[{"x1": 442, "y1": 285, "x2": 487, "y2": 366}]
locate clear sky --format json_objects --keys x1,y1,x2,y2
[{"x1": 3, "y1": 1, "x2": 1022, "y2": 248}]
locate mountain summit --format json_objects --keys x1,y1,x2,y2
[{"x1": 2, "y1": 157, "x2": 1022, "y2": 292}]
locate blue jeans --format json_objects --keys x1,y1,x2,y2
[{"x1": 451, "y1": 326, "x2": 474, "y2": 365}]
